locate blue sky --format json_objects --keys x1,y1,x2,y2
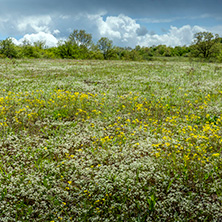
[{"x1": 0, "y1": 0, "x2": 222, "y2": 47}]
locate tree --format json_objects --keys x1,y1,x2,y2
[
  {"x1": 192, "y1": 32, "x2": 220, "y2": 58},
  {"x1": 68, "y1": 29, "x2": 92, "y2": 48},
  {"x1": 87, "y1": 44, "x2": 104, "y2": 60},
  {"x1": 173, "y1": 46, "x2": 189, "y2": 57},
  {"x1": 57, "y1": 40, "x2": 80, "y2": 59},
  {"x1": 21, "y1": 39, "x2": 39, "y2": 58},
  {"x1": 63, "y1": 29, "x2": 93, "y2": 59},
  {"x1": 0, "y1": 38, "x2": 17, "y2": 58},
  {"x1": 97, "y1": 37, "x2": 113, "y2": 59},
  {"x1": 34, "y1": 41, "x2": 46, "y2": 50}
]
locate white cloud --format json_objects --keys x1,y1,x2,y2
[
  {"x1": 7, "y1": 13, "x2": 218, "y2": 48},
  {"x1": 87, "y1": 14, "x2": 207, "y2": 47},
  {"x1": 53, "y1": 29, "x2": 60, "y2": 35},
  {"x1": 207, "y1": 25, "x2": 222, "y2": 36},
  {"x1": 138, "y1": 25, "x2": 206, "y2": 47},
  {"x1": 17, "y1": 15, "x2": 52, "y2": 33},
  {"x1": 88, "y1": 14, "x2": 140, "y2": 47},
  {"x1": 12, "y1": 32, "x2": 59, "y2": 47}
]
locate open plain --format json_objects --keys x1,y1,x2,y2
[{"x1": 0, "y1": 59, "x2": 222, "y2": 221}]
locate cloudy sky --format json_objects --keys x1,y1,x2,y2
[{"x1": 1, "y1": 0, "x2": 222, "y2": 48}]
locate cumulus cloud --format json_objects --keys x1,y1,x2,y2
[
  {"x1": 17, "y1": 15, "x2": 52, "y2": 33},
  {"x1": 53, "y1": 29, "x2": 61, "y2": 35},
  {"x1": 208, "y1": 25, "x2": 222, "y2": 36},
  {"x1": 5, "y1": 13, "x2": 220, "y2": 48},
  {"x1": 12, "y1": 32, "x2": 59, "y2": 47},
  {"x1": 136, "y1": 26, "x2": 149, "y2": 36},
  {"x1": 88, "y1": 14, "x2": 207, "y2": 47},
  {"x1": 138, "y1": 25, "x2": 206, "y2": 47},
  {"x1": 88, "y1": 14, "x2": 140, "y2": 47},
  {"x1": 94, "y1": 14, "x2": 140, "y2": 39},
  {"x1": 0, "y1": 14, "x2": 54, "y2": 37}
]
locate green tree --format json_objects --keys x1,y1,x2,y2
[
  {"x1": 192, "y1": 32, "x2": 220, "y2": 58},
  {"x1": 154, "y1": 45, "x2": 171, "y2": 56},
  {"x1": 21, "y1": 39, "x2": 40, "y2": 58},
  {"x1": 87, "y1": 44, "x2": 104, "y2": 60},
  {"x1": 61, "y1": 29, "x2": 93, "y2": 59},
  {"x1": 135, "y1": 46, "x2": 154, "y2": 60},
  {"x1": 173, "y1": 46, "x2": 190, "y2": 57},
  {"x1": 97, "y1": 37, "x2": 113, "y2": 59},
  {"x1": 34, "y1": 41, "x2": 46, "y2": 50},
  {"x1": 42, "y1": 47, "x2": 59, "y2": 59},
  {"x1": 68, "y1": 29, "x2": 92, "y2": 49},
  {"x1": 0, "y1": 38, "x2": 17, "y2": 58},
  {"x1": 57, "y1": 40, "x2": 80, "y2": 59}
]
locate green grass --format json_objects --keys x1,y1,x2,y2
[{"x1": 0, "y1": 59, "x2": 222, "y2": 221}]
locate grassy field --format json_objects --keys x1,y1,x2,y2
[{"x1": 0, "y1": 59, "x2": 222, "y2": 221}]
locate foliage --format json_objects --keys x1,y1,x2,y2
[
  {"x1": 97, "y1": 37, "x2": 114, "y2": 59},
  {"x1": 57, "y1": 40, "x2": 80, "y2": 59},
  {"x1": 0, "y1": 38, "x2": 17, "y2": 58},
  {"x1": 191, "y1": 31, "x2": 220, "y2": 58},
  {"x1": 68, "y1": 29, "x2": 93, "y2": 49},
  {"x1": 0, "y1": 30, "x2": 221, "y2": 61},
  {"x1": 57, "y1": 30, "x2": 94, "y2": 59}
]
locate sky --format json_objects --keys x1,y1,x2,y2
[{"x1": 0, "y1": 0, "x2": 222, "y2": 48}]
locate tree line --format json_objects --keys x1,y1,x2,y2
[{"x1": 0, "y1": 30, "x2": 222, "y2": 61}]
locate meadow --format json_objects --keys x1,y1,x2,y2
[{"x1": 0, "y1": 58, "x2": 222, "y2": 221}]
